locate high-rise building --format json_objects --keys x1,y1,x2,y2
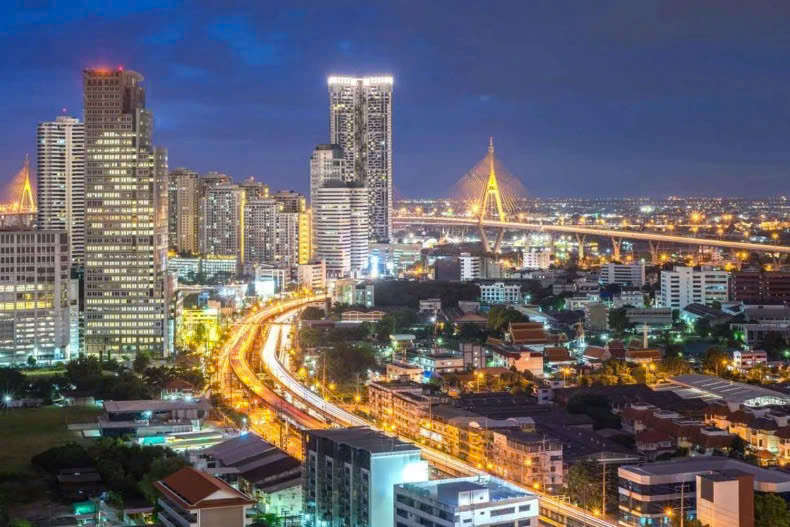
[
  {"x1": 303, "y1": 427, "x2": 428, "y2": 527},
  {"x1": 522, "y1": 247, "x2": 552, "y2": 270},
  {"x1": 328, "y1": 76, "x2": 393, "y2": 242},
  {"x1": 239, "y1": 177, "x2": 269, "y2": 201},
  {"x1": 309, "y1": 144, "x2": 345, "y2": 206},
  {"x1": 659, "y1": 266, "x2": 729, "y2": 310},
  {"x1": 459, "y1": 253, "x2": 481, "y2": 281},
  {"x1": 197, "y1": 171, "x2": 231, "y2": 254},
  {"x1": 168, "y1": 167, "x2": 199, "y2": 255},
  {"x1": 202, "y1": 184, "x2": 245, "y2": 263},
  {"x1": 272, "y1": 190, "x2": 306, "y2": 213},
  {"x1": 313, "y1": 183, "x2": 368, "y2": 278},
  {"x1": 243, "y1": 198, "x2": 279, "y2": 265},
  {"x1": 600, "y1": 262, "x2": 646, "y2": 287},
  {"x1": 0, "y1": 230, "x2": 71, "y2": 365},
  {"x1": 83, "y1": 68, "x2": 167, "y2": 359},
  {"x1": 36, "y1": 116, "x2": 85, "y2": 263}
]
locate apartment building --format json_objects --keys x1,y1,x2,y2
[{"x1": 659, "y1": 266, "x2": 729, "y2": 309}]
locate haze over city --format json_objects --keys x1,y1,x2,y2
[{"x1": 2, "y1": 2, "x2": 790, "y2": 198}]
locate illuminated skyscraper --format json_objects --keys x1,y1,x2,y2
[
  {"x1": 309, "y1": 144, "x2": 345, "y2": 206},
  {"x1": 36, "y1": 116, "x2": 85, "y2": 263},
  {"x1": 82, "y1": 68, "x2": 167, "y2": 359},
  {"x1": 328, "y1": 76, "x2": 393, "y2": 242},
  {"x1": 202, "y1": 184, "x2": 245, "y2": 263},
  {"x1": 168, "y1": 167, "x2": 199, "y2": 255},
  {"x1": 313, "y1": 182, "x2": 368, "y2": 277}
]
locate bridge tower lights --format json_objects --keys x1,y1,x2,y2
[{"x1": 478, "y1": 137, "x2": 506, "y2": 253}]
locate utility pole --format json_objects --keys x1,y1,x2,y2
[{"x1": 601, "y1": 453, "x2": 607, "y2": 517}]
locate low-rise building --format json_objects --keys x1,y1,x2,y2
[
  {"x1": 340, "y1": 309, "x2": 386, "y2": 323},
  {"x1": 600, "y1": 262, "x2": 645, "y2": 287},
  {"x1": 418, "y1": 298, "x2": 442, "y2": 313},
  {"x1": 394, "y1": 475, "x2": 539, "y2": 527},
  {"x1": 732, "y1": 349, "x2": 768, "y2": 370},
  {"x1": 625, "y1": 308, "x2": 672, "y2": 327},
  {"x1": 98, "y1": 399, "x2": 210, "y2": 438},
  {"x1": 696, "y1": 471, "x2": 755, "y2": 527},
  {"x1": 297, "y1": 260, "x2": 326, "y2": 291},
  {"x1": 479, "y1": 281, "x2": 522, "y2": 304},
  {"x1": 386, "y1": 361, "x2": 424, "y2": 383}
]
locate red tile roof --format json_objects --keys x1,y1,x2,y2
[
  {"x1": 154, "y1": 467, "x2": 255, "y2": 510},
  {"x1": 544, "y1": 347, "x2": 572, "y2": 363}
]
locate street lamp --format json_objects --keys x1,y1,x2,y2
[{"x1": 476, "y1": 372, "x2": 484, "y2": 393}]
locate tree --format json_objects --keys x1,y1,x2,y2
[
  {"x1": 694, "y1": 318, "x2": 711, "y2": 338},
  {"x1": 301, "y1": 306, "x2": 325, "y2": 321},
  {"x1": 487, "y1": 306, "x2": 528, "y2": 335},
  {"x1": 299, "y1": 328, "x2": 321, "y2": 349},
  {"x1": 755, "y1": 493, "x2": 790, "y2": 527},
  {"x1": 459, "y1": 323, "x2": 486, "y2": 341},
  {"x1": 608, "y1": 307, "x2": 634, "y2": 335},
  {"x1": 26, "y1": 356, "x2": 36, "y2": 368},
  {"x1": 564, "y1": 460, "x2": 616, "y2": 513},
  {"x1": 659, "y1": 356, "x2": 692, "y2": 376},
  {"x1": 133, "y1": 351, "x2": 152, "y2": 374},
  {"x1": 252, "y1": 512, "x2": 282, "y2": 527},
  {"x1": 139, "y1": 456, "x2": 189, "y2": 504},
  {"x1": 702, "y1": 346, "x2": 729, "y2": 375},
  {"x1": 0, "y1": 367, "x2": 27, "y2": 396}
]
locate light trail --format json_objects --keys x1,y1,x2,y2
[{"x1": 394, "y1": 214, "x2": 790, "y2": 254}]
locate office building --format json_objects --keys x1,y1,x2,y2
[
  {"x1": 479, "y1": 282, "x2": 522, "y2": 304},
  {"x1": 618, "y1": 457, "x2": 790, "y2": 527},
  {"x1": 600, "y1": 262, "x2": 645, "y2": 287},
  {"x1": 310, "y1": 144, "x2": 345, "y2": 205},
  {"x1": 254, "y1": 265, "x2": 290, "y2": 295},
  {"x1": 328, "y1": 76, "x2": 393, "y2": 242},
  {"x1": 394, "y1": 475, "x2": 538, "y2": 527},
  {"x1": 154, "y1": 466, "x2": 256, "y2": 527},
  {"x1": 202, "y1": 184, "x2": 245, "y2": 261},
  {"x1": 0, "y1": 230, "x2": 70, "y2": 365},
  {"x1": 36, "y1": 116, "x2": 85, "y2": 263},
  {"x1": 297, "y1": 260, "x2": 326, "y2": 291},
  {"x1": 168, "y1": 167, "x2": 199, "y2": 255},
  {"x1": 522, "y1": 247, "x2": 551, "y2": 270},
  {"x1": 303, "y1": 427, "x2": 428, "y2": 527},
  {"x1": 83, "y1": 68, "x2": 167, "y2": 358},
  {"x1": 460, "y1": 253, "x2": 481, "y2": 281},
  {"x1": 313, "y1": 183, "x2": 368, "y2": 277},
  {"x1": 731, "y1": 270, "x2": 790, "y2": 304},
  {"x1": 659, "y1": 266, "x2": 729, "y2": 310},
  {"x1": 168, "y1": 255, "x2": 237, "y2": 282}
]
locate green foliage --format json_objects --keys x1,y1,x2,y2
[
  {"x1": 659, "y1": 355, "x2": 692, "y2": 376},
  {"x1": 373, "y1": 280, "x2": 479, "y2": 308},
  {"x1": 0, "y1": 367, "x2": 28, "y2": 396},
  {"x1": 564, "y1": 460, "x2": 617, "y2": 513},
  {"x1": 375, "y1": 310, "x2": 416, "y2": 341},
  {"x1": 299, "y1": 328, "x2": 321, "y2": 349},
  {"x1": 318, "y1": 342, "x2": 377, "y2": 384},
  {"x1": 252, "y1": 512, "x2": 283, "y2": 527},
  {"x1": 31, "y1": 443, "x2": 93, "y2": 473},
  {"x1": 608, "y1": 307, "x2": 634, "y2": 335},
  {"x1": 133, "y1": 351, "x2": 152, "y2": 374},
  {"x1": 458, "y1": 323, "x2": 486, "y2": 341},
  {"x1": 301, "y1": 306, "x2": 325, "y2": 320},
  {"x1": 702, "y1": 346, "x2": 729, "y2": 374},
  {"x1": 138, "y1": 456, "x2": 189, "y2": 504},
  {"x1": 694, "y1": 318, "x2": 711, "y2": 338},
  {"x1": 143, "y1": 365, "x2": 205, "y2": 390},
  {"x1": 755, "y1": 493, "x2": 790, "y2": 527},
  {"x1": 487, "y1": 306, "x2": 529, "y2": 334}
]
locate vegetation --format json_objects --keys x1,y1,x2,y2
[
  {"x1": 564, "y1": 459, "x2": 617, "y2": 514},
  {"x1": 608, "y1": 306, "x2": 635, "y2": 335},
  {"x1": 301, "y1": 306, "x2": 325, "y2": 321},
  {"x1": 486, "y1": 306, "x2": 529, "y2": 335},
  {"x1": 316, "y1": 342, "x2": 377, "y2": 384},
  {"x1": 566, "y1": 393, "x2": 620, "y2": 429},
  {"x1": 373, "y1": 280, "x2": 479, "y2": 308},
  {"x1": 755, "y1": 493, "x2": 790, "y2": 527}
]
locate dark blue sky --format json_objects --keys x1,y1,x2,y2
[{"x1": 2, "y1": 1, "x2": 790, "y2": 198}]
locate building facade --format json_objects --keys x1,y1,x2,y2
[
  {"x1": 479, "y1": 282, "x2": 522, "y2": 304},
  {"x1": 313, "y1": 184, "x2": 368, "y2": 277},
  {"x1": 600, "y1": 262, "x2": 645, "y2": 288},
  {"x1": 36, "y1": 116, "x2": 85, "y2": 264},
  {"x1": 659, "y1": 266, "x2": 729, "y2": 310},
  {"x1": 83, "y1": 68, "x2": 167, "y2": 358},
  {"x1": 328, "y1": 76, "x2": 393, "y2": 242},
  {"x1": 168, "y1": 167, "x2": 199, "y2": 255},
  {"x1": 309, "y1": 144, "x2": 345, "y2": 206},
  {"x1": 731, "y1": 270, "x2": 790, "y2": 304},
  {"x1": 202, "y1": 184, "x2": 244, "y2": 262},
  {"x1": 522, "y1": 247, "x2": 551, "y2": 270}
]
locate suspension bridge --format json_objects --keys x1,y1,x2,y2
[
  {"x1": 394, "y1": 139, "x2": 790, "y2": 260},
  {"x1": 0, "y1": 156, "x2": 37, "y2": 227}
]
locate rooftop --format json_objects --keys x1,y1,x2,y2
[
  {"x1": 669, "y1": 374, "x2": 790, "y2": 407},
  {"x1": 103, "y1": 399, "x2": 211, "y2": 413},
  {"x1": 153, "y1": 467, "x2": 255, "y2": 510},
  {"x1": 397, "y1": 475, "x2": 534, "y2": 508},
  {"x1": 307, "y1": 426, "x2": 420, "y2": 454}
]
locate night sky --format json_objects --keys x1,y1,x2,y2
[{"x1": 2, "y1": 1, "x2": 790, "y2": 198}]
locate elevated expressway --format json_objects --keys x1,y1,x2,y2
[
  {"x1": 394, "y1": 214, "x2": 790, "y2": 257},
  {"x1": 223, "y1": 302, "x2": 617, "y2": 527}
]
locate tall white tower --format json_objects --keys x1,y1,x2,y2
[
  {"x1": 313, "y1": 183, "x2": 369, "y2": 278},
  {"x1": 36, "y1": 116, "x2": 85, "y2": 263},
  {"x1": 328, "y1": 76, "x2": 393, "y2": 242},
  {"x1": 309, "y1": 144, "x2": 345, "y2": 206}
]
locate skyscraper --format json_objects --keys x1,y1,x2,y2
[
  {"x1": 168, "y1": 167, "x2": 199, "y2": 255},
  {"x1": 202, "y1": 184, "x2": 245, "y2": 262},
  {"x1": 313, "y1": 182, "x2": 368, "y2": 278},
  {"x1": 309, "y1": 144, "x2": 345, "y2": 206},
  {"x1": 83, "y1": 68, "x2": 167, "y2": 359},
  {"x1": 197, "y1": 171, "x2": 231, "y2": 254},
  {"x1": 36, "y1": 116, "x2": 85, "y2": 263},
  {"x1": 328, "y1": 76, "x2": 393, "y2": 242},
  {"x1": 243, "y1": 198, "x2": 279, "y2": 265}
]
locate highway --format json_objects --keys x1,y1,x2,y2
[
  {"x1": 247, "y1": 303, "x2": 617, "y2": 527},
  {"x1": 394, "y1": 214, "x2": 790, "y2": 254}
]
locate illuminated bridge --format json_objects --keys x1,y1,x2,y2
[{"x1": 394, "y1": 139, "x2": 790, "y2": 260}]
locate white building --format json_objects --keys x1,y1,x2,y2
[
  {"x1": 0, "y1": 230, "x2": 71, "y2": 365},
  {"x1": 254, "y1": 265, "x2": 290, "y2": 295},
  {"x1": 202, "y1": 184, "x2": 244, "y2": 261},
  {"x1": 479, "y1": 282, "x2": 522, "y2": 304},
  {"x1": 309, "y1": 144, "x2": 345, "y2": 207},
  {"x1": 297, "y1": 260, "x2": 326, "y2": 291},
  {"x1": 522, "y1": 247, "x2": 551, "y2": 270},
  {"x1": 394, "y1": 475, "x2": 538, "y2": 527},
  {"x1": 328, "y1": 76, "x2": 393, "y2": 242},
  {"x1": 659, "y1": 266, "x2": 729, "y2": 310},
  {"x1": 36, "y1": 116, "x2": 85, "y2": 264},
  {"x1": 600, "y1": 262, "x2": 645, "y2": 287},
  {"x1": 243, "y1": 198, "x2": 279, "y2": 265},
  {"x1": 167, "y1": 167, "x2": 199, "y2": 255},
  {"x1": 459, "y1": 252, "x2": 481, "y2": 281},
  {"x1": 313, "y1": 183, "x2": 368, "y2": 277}
]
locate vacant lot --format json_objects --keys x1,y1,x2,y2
[{"x1": 0, "y1": 406, "x2": 102, "y2": 473}]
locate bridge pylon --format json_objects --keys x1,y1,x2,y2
[
  {"x1": 478, "y1": 138, "x2": 506, "y2": 253},
  {"x1": 17, "y1": 155, "x2": 36, "y2": 214}
]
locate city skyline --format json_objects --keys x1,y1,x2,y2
[{"x1": 2, "y1": 3, "x2": 790, "y2": 199}]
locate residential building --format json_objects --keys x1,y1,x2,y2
[
  {"x1": 394, "y1": 475, "x2": 538, "y2": 527},
  {"x1": 618, "y1": 457, "x2": 790, "y2": 527},
  {"x1": 731, "y1": 305, "x2": 790, "y2": 347},
  {"x1": 600, "y1": 262, "x2": 645, "y2": 287},
  {"x1": 169, "y1": 255, "x2": 237, "y2": 281},
  {"x1": 479, "y1": 282, "x2": 522, "y2": 304},
  {"x1": 328, "y1": 76, "x2": 393, "y2": 242},
  {"x1": 461, "y1": 342, "x2": 486, "y2": 370},
  {"x1": 297, "y1": 260, "x2": 326, "y2": 291},
  {"x1": 0, "y1": 229, "x2": 71, "y2": 365},
  {"x1": 490, "y1": 431, "x2": 564, "y2": 490},
  {"x1": 659, "y1": 266, "x2": 730, "y2": 310},
  {"x1": 732, "y1": 349, "x2": 767, "y2": 370},
  {"x1": 459, "y1": 253, "x2": 480, "y2": 281},
  {"x1": 36, "y1": 116, "x2": 85, "y2": 263},
  {"x1": 254, "y1": 265, "x2": 290, "y2": 295},
  {"x1": 83, "y1": 68, "x2": 168, "y2": 358},
  {"x1": 303, "y1": 427, "x2": 427, "y2": 527},
  {"x1": 309, "y1": 144, "x2": 345, "y2": 206},
  {"x1": 696, "y1": 471, "x2": 754, "y2": 527},
  {"x1": 522, "y1": 247, "x2": 551, "y2": 270},
  {"x1": 202, "y1": 184, "x2": 245, "y2": 261},
  {"x1": 313, "y1": 183, "x2": 368, "y2": 277},
  {"x1": 243, "y1": 198, "x2": 278, "y2": 265},
  {"x1": 386, "y1": 361, "x2": 424, "y2": 383},
  {"x1": 239, "y1": 177, "x2": 269, "y2": 201},
  {"x1": 168, "y1": 167, "x2": 199, "y2": 255},
  {"x1": 584, "y1": 302, "x2": 609, "y2": 331},
  {"x1": 731, "y1": 270, "x2": 790, "y2": 304},
  {"x1": 332, "y1": 279, "x2": 374, "y2": 307},
  {"x1": 197, "y1": 171, "x2": 230, "y2": 253},
  {"x1": 154, "y1": 466, "x2": 256, "y2": 527},
  {"x1": 272, "y1": 190, "x2": 306, "y2": 214}
]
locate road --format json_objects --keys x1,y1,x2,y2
[
  {"x1": 249, "y1": 303, "x2": 617, "y2": 527},
  {"x1": 394, "y1": 214, "x2": 790, "y2": 254}
]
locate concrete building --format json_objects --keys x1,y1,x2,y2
[
  {"x1": 459, "y1": 253, "x2": 481, "y2": 282},
  {"x1": 625, "y1": 308, "x2": 673, "y2": 327},
  {"x1": 168, "y1": 167, "x2": 199, "y2": 255},
  {"x1": 368, "y1": 243, "x2": 422, "y2": 277},
  {"x1": 239, "y1": 177, "x2": 269, "y2": 201},
  {"x1": 696, "y1": 471, "x2": 754, "y2": 527},
  {"x1": 297, "y1": 260, "x2": 326, "y2": 291},
  {"x1": 584, "y1": 302, "x2": 609, "y2": 331},
  {"x1": 83, "y1": 68, "x2": 168, "y2": 358},
  {"x1": 154, "y1": 466, "x2": 256, "y2": 527},
  {"x1": 254, "y1": 265, "x2": 290, "y2": 295},
  {"x1": 522, "y1": 247, "x2": 551, "y2": 270},
  {"x1": 732, "y1": 349, "x2": 768, "y2": 370},
  {"x1": 303, "y1": 427, "x2": 428, "y2": 527},
  {"x1": 0, "y1": 230, "x2": 71, "y2": 365},
  {"x1": 731, "y1": 270, "x2": 790, "y2": 304},
  {"x1": 659, "y1": 266, "x2": 729, "y2": 310},
  {"x1": 197, "y1": 171, "x2": 230, "y2": 254},
  {"x1": 202, "y1": 184, "x2": 245, "y2": 262},
  {"x1": 36, "y1": 116, "x2": 85, "y2": 264},
  {"x1": 600, "y1": 262, "x2": 645, "y2": 287},
  {"x1": 168, "y1": 256, "x2": 237, "y2": 281},
  {"x1": 309, "y1": 144, "x2": 346, "y2": 206},
  {"x1": 313, "y1": 183, "x2": 368, "y2": 277},
  {"x1": 394, "y1": 475, "x2": 538, "y2": 527},
  {"x1": 479, "y1": 282, "x2": 522, "y2": 304},
  {"x1": 243, "y1": 198, "x2": 278, "y2": 265},
  {"x1": 328, "y1": 76, "x2": 393, "y2": 242},
  {"x1": 332, "y1": 279, "x2": 375, "y2": 307}
]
